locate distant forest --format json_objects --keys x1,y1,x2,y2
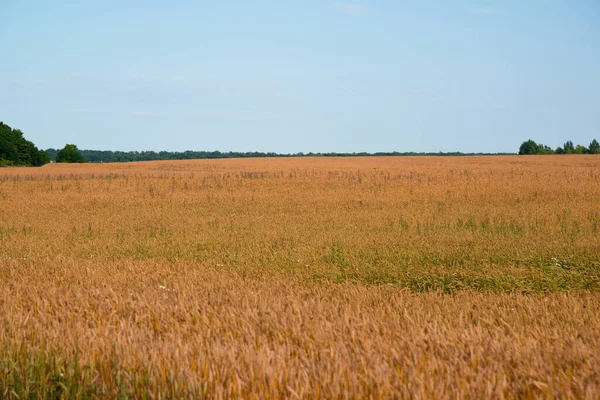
[
  {"x1": 3, "y1": 121, "x2": 599, "y2": 167},
  {"x1": 0, "y1": 122, "x2": 50, "y2": 167},
  {"x1": 44, "y1": 149, "x2": 514, "y2": 163},
  {"x1": 519, "y1": 139, "x2": 600, "y2": 155}
]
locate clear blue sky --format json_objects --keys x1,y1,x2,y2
[{"x1": 1, "y1": 1, "x2": 599, "y2": 153}]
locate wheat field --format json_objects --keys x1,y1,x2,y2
[{"x1": 1, "y1": 156, "x2": 599, "y2": 398}]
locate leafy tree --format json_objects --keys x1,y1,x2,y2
[
  {"x1": 0, "y1": 122, "x2": 49, "y2": 167},
  {"x1": 32, "y1": 146, "x2": 51, "y2": 165},
  {"x1": 539, "y1": 145, "x2": 555, "y2": 155},
  {"x1": 589, "y1": 139, "x2": 600, "y2": 155},
  {"x1": 563, "y1": 140, "x2": 575, "y2": 154},
  {"x1": 521, "y1": 139, "x2": 598, "y2": 156},
  {"x1": 56, "y1": 144, "x2": 86, "y2": 163},
  {"x1": 0, "y1": 134, "x2": 18, "y2": 163},
  {"x1": 519, "y1": 140, "x2": 540, "y2": 155}
]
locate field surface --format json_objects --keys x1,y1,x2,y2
[{"x1": 1, "y1": 156, "x2": 600, "y2": 398}]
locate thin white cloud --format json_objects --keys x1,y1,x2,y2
[
  {"x1": 81, "y1": 109, "x2": 285, "y2": 121},
  {"x1": 192, "y1": 110, "x2": 283, "y2": 121},
  {"x1": 335, "y1": 2, "x2": 369, "y2": 17},
  {"x1": 72, "y1": 108, "x2": 111, "y2": 114},
  {"x1": 130, "y1": 111, "x2": 158, "y2": 116},
  {"x1": 470, "y1": 8, "x2": 502, "y2": 15},
  {"x1": 70, "y1": 109, "x2": 274, "y2": 120}
]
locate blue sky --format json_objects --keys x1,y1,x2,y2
[{"x1": 1, "y1": 1, "x2": 599, "y2": 153}]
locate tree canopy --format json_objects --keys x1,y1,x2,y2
[
  {"x1": 589, "y1": 139, "x2": 600, "y2": 155},
  {"x1": 56, "y1": 144, "x2": 87, "y2": 163},
  {"x1": 518, "y1": 140, "x2": 553, "y2": 155},
  {"x1": 43, "y1": 149, "x2": 515, "y2": 163},
  {"x1": 0, "y1": 122, "x2": 50, "y2": 167},
  {"x1": 519, "y1": 139, "x2": 599, "y2": 155}
]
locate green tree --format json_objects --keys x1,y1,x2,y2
[
  {"x1": 56, "y1": 144, "x2": 86, "y2": 163},
  {"x1": 574, "y1": 144, "x2": 588, "y2": 154},
  {"x1": 563, "y1": 140, "x2": 575, "y2": 154},
  {"x1": 589, "y1": 139, "x2": 600, "y2": 154},
  {"x1": 519, "y1": 140, "x2": 540, "y2": 155},
  {"x1": 0, "y1": 122, "x2": 49, "y2": 167},
  {"x1": 539, "y1": 145, "x2": 555, "y2": 155},
  {"x1": 0, "y1": 135, "x2": 18, "y2": 163}
]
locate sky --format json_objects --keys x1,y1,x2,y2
[{"x1": 0, "y1": 0, "x2": 599, "y2": 153}]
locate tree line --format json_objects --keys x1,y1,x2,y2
[
  {"x1": 519, "y1": 139, "x2": 600, "y2": 155},
  {"x1": 3, "y1": 120, "x2": 599, "y2": 168},
  {"x1": 44, "y1": 149, "x2": 515, "y2": 163},
  {"x1": 0, "y1": 122, "x2": 50, "y2": 167}
]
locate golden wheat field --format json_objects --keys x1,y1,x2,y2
[{"x1": 1, "y1": 155, "x2": 600, "y2": 398}]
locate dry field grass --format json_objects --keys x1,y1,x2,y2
[{"x1": 1, "y1": 155, "x2": 599, "y2": 398}]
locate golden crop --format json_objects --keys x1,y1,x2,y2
[{"x1": 1, "y1": 156, "x2": 599, "y2": 398}]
